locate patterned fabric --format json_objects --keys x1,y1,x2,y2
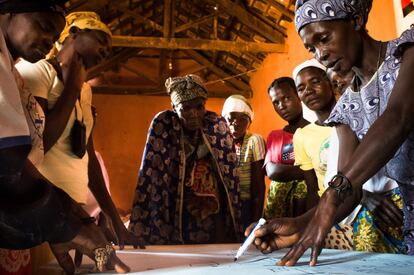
[
  {"x1": 353, "y1": 188, "x2": 405, "y2": 254},
  {"x1": 324, "y1": 224, "x2": 354, "y2": 250},
  {"x1": 327, "y1": 28, "x2": 414, "y2": 185},
  {"x1": 293, "y1": 123, "x2": 332, "y2": 195},
  {"x1": 58, "y1": 12, "x2": 112, "y2": 44},
  {"x1": 165, "y1": 75, "x2": 208, "y2": 106},
  {"x1": 295, "y1": 0, "x2": 373, "y2": 32},
  {"x1": 265, "y1": 180, "x2": 307, "y2": 219},
  {"x1": 0, "y1": 249, "x2": 31, "y2": 275},
  {"x1": 264, "y1": 130, "x2": 307, "y2": 219},
  {"x1": 129, "y1": 110, "x2": 242, "y2": 244},
  {"x1": 235, "y1": 133, "x2": 266, "y2": 200}
]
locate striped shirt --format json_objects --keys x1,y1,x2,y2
[{"x1": 235, "y1": 133, "x2": 266, "y2": 200}]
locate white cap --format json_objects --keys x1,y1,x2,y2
[
  {"x1": 222, "y1": 95, "x2": 254, "y2": 121},
  {"x1": 292, "y1": 58, "x2": 327, "y2": 81}
]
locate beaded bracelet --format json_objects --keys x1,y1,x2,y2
[{"x1": 327, "y1": 172, "x2": 352, "y2": 202}]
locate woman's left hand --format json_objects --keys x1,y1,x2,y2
[{"x1": 277, "y1": 188, "x2": 339, "y2": 266}]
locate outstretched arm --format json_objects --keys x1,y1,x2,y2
[{"x1": 265, "y1": 162, "x2": 305, "y2": 182}]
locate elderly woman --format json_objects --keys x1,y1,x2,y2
[
  {"x1": 129, "y1": 75, "x2": 242, "y2": 244},
  {"x1": 222, "y1": 95, "x2": 266, "y2": 228},
  {"x1": 247, "y1": 0, "x2": 414, "y2": 266}
]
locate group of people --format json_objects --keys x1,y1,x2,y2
[{"x1": 1, "y1": 0, "x2": 414, "y2": 274}]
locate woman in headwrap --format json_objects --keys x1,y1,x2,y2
[
  {"x1": 0, "y1": 2, "x2": 129, "y2": 274},
  {"x1": 16, "y1": 11, "x2": 141, "y2": 251},
  {"x1": 246, "y1": 0, "x2": 414, "y2": 266},
  {"x1": 129, "y1": 74, "x2": 242, "y2": 244},
  {"x1": 222, "y1": 95, "x2": 266, "y2": 229}
]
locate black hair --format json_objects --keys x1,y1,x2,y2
[{"x1": 268, "y1": 77, "x2": 297, "y2": 94}]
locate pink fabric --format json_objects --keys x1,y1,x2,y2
[{"x1": 264, "y1": 130, "x2": 294, "y2": 165}]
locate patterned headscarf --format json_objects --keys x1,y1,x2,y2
[
  {"x1": 0, "y1": 0, "x2": 66, "y2": 15},
  {"x1": 58, "y1": 12, "x2": 112, "y2": 44},
  {"x1": 165, "y1": 74, "x2": 208, "y2": 106},
  {"x1": 295, "y1": 0, "x2": 373, "y2": 33}
]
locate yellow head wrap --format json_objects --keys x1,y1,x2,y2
[{"x1": 58, "y1": 11, "x2": 112, "y2": 44}]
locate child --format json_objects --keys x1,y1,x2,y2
[
  {"x1": 264, "y1": 77, "x2": 309, "y2": 218},
  {"x1": 222, "y1": 95, "x2": 265, "y2": 228}
]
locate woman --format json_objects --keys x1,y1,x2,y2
[
  {"x1": 129, "y1": 74, "x2": 242, "y2": 244},
  {"x1": 0, "y1": 4, "x2": 128, "y2": 273},
  {"x1": 248, "y1": 0, "x2": 414, "y2": 266},
  {"x1": 222, "y1": 95, "x2": 266, "y2": 228},
  {"x1": 16, "y1": 11, "x2": 140, "y2": 249},
  {"x1": 264, "y1": 77, "x2": 309, "y2": 219}
]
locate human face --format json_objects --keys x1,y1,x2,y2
[
  {"x1": 225, "y1": 112, "x2": 250, "y2": 139},
  {"x1": 174, "y1": 97, "x2": 206, "y2": 131},
  {"x1": 299, "y1": 20, "x2": 361, "y2": 77},
  {"x1": 327, "y1": 69, "x2": 354, "y2": 96},
  {"x1": 268, "y1": 83, "x2": 302, "y2": 122},
  {"x1": 6, "y1": 12, "x2": 65, "y2": 62},
  {"x1": 73, "y1": 29, "x2": 112, "y2": 69},
  {"x1": 295, "y1": 67, "x2": 334, "y2": 112}
]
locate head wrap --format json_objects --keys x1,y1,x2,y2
[
  {"x1": 222, "y1": 95, "x2": 254, "y2": 121},
  {"x1": 58, "y1": 12, "x2": 112, "y2": 44},
  {"x1": 165, "y1": 74, "x2": 208, "y2": 106},
  {"x1": 295, "y1": 0, "x2": 373, "y2": 33},
  {"x1": 0, "y1": 0, "x2": 66, "y2": 15},
  {"x1": 292, "y1": 58, "x2": 327, "y2": 80}
]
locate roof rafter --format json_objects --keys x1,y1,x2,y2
[{"x1": 111, "y1": 36, "x2": 286, "y2": 53}]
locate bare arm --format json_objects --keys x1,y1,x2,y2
[
  {"x1": 250, "y1": 160, "x2": 265, "y2": 221},
  {"x1": 42, "y1": 54, "x2": 86, "y2": 152},
  {"x1": 86, "y1": 136, "x2": 142, "y2": 248},
  {"x1": 302, "y1": 169, "x2": 320, "y2": 210},
  {"x1": 265, "y1": 162, "x2": 305, "y2": 182}
]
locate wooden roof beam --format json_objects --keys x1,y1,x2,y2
[
  {"x1": 211, "y1": 0, "x2": 285, "y2": 43},
  {"x1": 111, "y1": 36, "x2": 286, "y2": 53},
  {"x1": 91, "y1": 85, "x2": 250, "y2": 98},
  {"x1": 118, "y1": 7, "x2": 163, "y2": 32},
  {"x1": 185, "y1": 50, "x2": 251, "y2": 94},
  {"x1": 174, "y1": 13, "x2": 217, "y2": 34}
]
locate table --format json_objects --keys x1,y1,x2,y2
[{"x1": 40, "y1": 243, "x2": 414, "y2": 275}]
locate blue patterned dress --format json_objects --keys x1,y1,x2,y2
[{"x1": 129, "y1": 110, "x2": 242, "y2": 244}]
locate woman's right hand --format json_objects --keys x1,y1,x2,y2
[
  {"x1": 244, "y1": 216, "x2": 305, "y2": 254},
  {"x1": 60, "y1": 51, "x2": 86, "y2": 93}
]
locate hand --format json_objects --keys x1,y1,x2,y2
[
  {"x1": 99, "y1": 212, "x2": 145, "y2": 249},
  {"x1": 361, "y1": 190, "x2": 403, "y2": 228},
  {"x1": 49, "y1": 223, "x2": 130, "y2": 274},
  {"x1": 60, "y1": 50, "x2": 86, "y2": 93},
  {"x1": 245, "y1": 217, "x2": 304, "y2": 254},
  {"x1": 277, "y1": 189, "x2": 338, "y2": 266}
]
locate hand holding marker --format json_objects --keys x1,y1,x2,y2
[{"x1": 234, "y1": 218, "x2": 266, "y2": 261}]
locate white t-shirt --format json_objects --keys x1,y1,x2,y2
[
  {"x1": 16, "y1": 59, "x2": 94, "y2": 203},
  {"x1": 0, "y1": 29, "x2": 31, "y2": 149}
]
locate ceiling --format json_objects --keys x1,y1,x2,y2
[{"x1": 66, "y1": 0, "x2": 295, "y2": 98}]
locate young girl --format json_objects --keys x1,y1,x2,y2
[
  {"x1": 264, "y1": 77, "x2": 309, "y2": 218},
  {"x1": 222, "y1": 95, "x2": 266, "y2": 228}
]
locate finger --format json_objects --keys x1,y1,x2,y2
[
  {"x1": 376, "y1": 202, "x2": 401, "y2": 227},
  {"x1": 108, "y1": 253, "x2": 131, "y2": 273},
  {"x1": 310, "y1": 244, "x2": 322, "y2": 266},
  {"x1": 278, "y1": 243, "x2": 307, "y2": 266},
  {"x1": 74, "y1": 250, "x2": 83, "y2": 268},
  {"x1": 50, "y1": 247, "x2": 75, "y2": 275},
  {"x1": 244, "y1": 223, "x2": 256, "y2": 237}
]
